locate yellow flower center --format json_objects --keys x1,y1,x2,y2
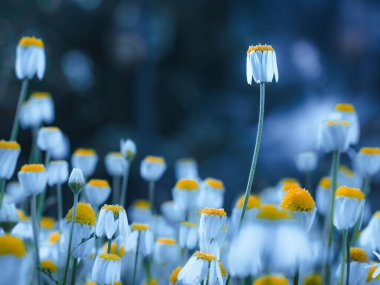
[
  {"x1": 88, "y1": 179, "x2": 110, "y2": 188},
  {"x1": 144, "y1": 278, "x2": 158, "y2": 285},
  {"x1": 175, "y1": 179, "x2": 199, "y2": 190},
  {"x1": 360, "y1": 147, "x2": 380, "y2": 155},
  {"x1": 109, "y1": 152, "x2": 123, "y2": 157},
  {"x1": 219, "y1": 262, "x2": 227, "y2": 278},
  {"x1": 0, "y1": 234, "x2": 26, "y2": 257},
  {"x1": 134, "y1": 200, "x2": 150, "y2": 209},
  {"x1": 367, "y1": 266, "x2": 380, "y2": 281},
  {"x1": 205, "y1": 178, "x2": 224, "y2": 189},
  {"x1": 144, "y1": 155, "x2": 165, "y2": 164},
  {"x1": 156, "y1": 238, "x2": 176, "y2": 245},
  {"x1": 74, "y1": 148, "x2": 96, "y2": 156},
  {"x1": 280, "y1": 188, "x2": 315, "y2": 213},
  {"x1": 19, "y1": 36, "x2": 44, "y2": 47},
  {"x1": 325, "y1": 121, "x2": 350, "y2": 126},
  {"x1": 101, "y1": 204, "x2": 124, "y2": 214},
  {"x1": 201, "y1": 208, "x2": 227, "y2": 216},
  {"x1": 335, "y1": 186, "x2": 365, "y2": 200},
  {"x1": 282, "y1": 182, "x2": 301, "y2": 192},
  {"x1": 17, "y1": 210, "x2": 30, "y2": 221},
  {"x1": 41, "y1": 126, "x2": 60, "y2": 132},
  {"x1": 48, "y1": 232, "x2": 60, "y2": 244},
  {"x1": 31, "y1": 92, "x2": 51, "y2": 99},
  {"x1": 40, "y1": 260, "x2": 58, "y2": 272},
  {"x1": 247, "y1": 45, "x2": 274, "y2": 53},
  {"x1": 102, "y1": 242, "x2": 125, "y2": 257},
  {"x1": 40, "y1": 217, "x2": 55, "y2": 229},
  {"x1": 335, "y1": 103, "x2": 355, "y2": 113},
  {"x1": 253, "y1": 275, "x2": 288, "y2": 285},
  {"x1": 257, "y1": 205, "x2": 292, "y2": 220},
  {"x1": 132, "y1": 223, "x2": 150, "y2": 231},
  {"x1": 339, "y1": 165, "x2": 354, "y2": 177},
  {"x1": 319, "y1": 177, "x2": 331, "y2": 189},
  {"x1": 170, "y1": 267, "x2": 182, "y2": 284},
  {"x1": 236, "y1": 195, "x2": 260, "y2": 209},
  {"x1": 65, "y1": 202, "x2": 96, "y2": 226},
  {"x1": 99, "y1": 253, "x2": 121, "y2": 261},
  {"x1": 350, "y1": 247, "x2": 369, "y2": 263},
  {"x1": 180, "y1": 221, "x2": 197, "y2": 227},
  {"x1": 374, "y1": 211, "x2": 380, "y2": 218},
  {"x1": 281, "y1": 178, "x2": 298, "y2": 184},
  {"x1": 0, "y1": 140, "x2": 21, "y2": 149},
  {"x1": 303, "y1": 274, "x2": 322, "y2": 285},
  {"x1": 194, "y1": 251, "x2": 216, "y2": 261},
  {"x1": 51, "y1": 160, "x2": 66, "y2": 165},
  {"x1": 20, "y1": 164, "x2": 46, "y2": 172}
]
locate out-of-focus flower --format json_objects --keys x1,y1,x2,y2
[
  {"x1": 316, "y1": 177, "x2": 331, "y2": 216},
  {"x1": 303, "y1": 274, "x2": 322, "y2": 285},
  {"x1": 92, "y1": 253, "x2": 121, "y2": 284},
  {"x1": 125, "y1": 223, "x2": 154, "y2": 256},
  {"x1": 50, "y1": 134, "x2": 70, "y2": 160},
  {"x1": 253, "y1": 275, "x2": 289, "y2": 285},
  {"x1": 47, "y1": 161, "x2": 69, "y2": 186},
  {"x1": 0, "y1": 141, "x2": 21, "y2": 180},
  {"x1": 40, "y1": 217, "x2": 55, "y2": 231},
  {"x1": 120, "y1": 139, "x2": 136, "y2": 160},
  {"x1": 170, "y1": 267, "x2": 182, "y2": 285},
  {"x1": 29, "y1": 92, "x2": 55, "y2": 124},
  {"x1": 333, "y1": 186, "x2": 365, "y2": 230},
  {"x1": 71, "y1": 148, "x2": 98, "y2": 178},
  {"x1": 18, "y1": 164, "x2": 48, "y2": 196},
  {"x1": 4, "y1": 182, "x2": 27, "y2": 205},
  {"x1": 102, "y1": 241, "x2": 125, "y2": 258},
  {"x1": 19, "y1": 100, "x2": 41, "y2": 129},
  {"x1": 96, "y1": 205, "x2": 130, "y2": 240},
  {"x1": 197, "y1": 178, "x2": 225, "y2": 209},
  {"x1": 317, "y1": 120, "x2": 351, "y2": 153},
  {"x1": 68, "y1": 168, "x2": 85, "y2": 194},
  {"x1": 338, "y1": 165, "x2": 362, "y2": 189},
  {"x1": 161, "y1": 201, "x2": 186, "y2": 223},
  {"x1": 280, "y1": 188, "x2": 317, "y2": 232},
  {"x1": 105, "y1": 152, "x2": 127, "y2": 177},
  {"x1": 246, "y1": 44, "x2": 278, "y2": 84},
  {"x1": 0, "y1": 202, "x2": 19, "y2": 232},
  {"x1": 15, "y1": 36, "x2": 45, "y2": 80},
  {"x1": 175, "y1": 158, "x2": 199, "y2": 180},
  {"x1": 37, "y1": 127, "x2": 63, "y2": 154},
  {"x1": 63, "y1": 202, "x2": 96, "y2": 258},
  {"x1": 150, "y1": 215, "x2": 176, "y2": 238},
  {"x1": 335, "y1": 247, "x2": 368, "y2": 285},
  {"x1": 153, "y1": 238, "x2": 180, "y2": 266},
  {"x1": 295, "y1": 151, "x2": 318, "y2": 173},
  {"x1": 40, "y1": 259, "x2": 59, "y2": 283},
  {"x1": 330, "y1": 103, "x2": 360, "y2": 145},
  {"x1": 179, "y1": 221, "x2": 198, "y2": 250},
  {"x1": 355, "y1": 148, "x2": 380, "y2": 178},
  {"x1": 172, "y1": 179, "x2": 199, "y2": 212},
  {"x1": 85, "y1": 179, "x2": 111, "y2": 209},
  {"x1": 178, "y1": 251, "x2": 223, "y2": 285},
  {"x1": 232, "y1": 195, "x2": 260, "y2": 227},
  {"x1": 11, "y1": 210, "x2": 33, "y2": 240},
  {"x1": 358, "y1": 212, "x2": 380, "y2": 252},
  {"x1": 367, "y1": 262, "x2": 380, "y2": 284},
  {"x1": 129, "y1": 200, "x2": 152, "y2": 224},
  {"x1": 140, "y1": 155, "x2": 167, "y2": 182}
]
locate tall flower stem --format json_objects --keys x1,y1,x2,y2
[
  {"x1": 120, "y1": 166, "x2": 130, "y2": 207},
  {"x1": 324, "y1": 150, "x2": 340, "y2": 285},
  {"x1": 305, "y1": 171, "x2": 312, "y2": 193},
  {"x1": 37, "y1": 152, "x2": 51, "y2": 220},
  {"x1": 10, "y1": 79, "x2": 29, "y2": 141},
  {"x1": 148, "y1": 181, "x2": 155, "y2": 213},
  {"x1": 31, "y1": 194, "x2": 42, "y2": 285},
  {"x1": 346, "y1": 232, "x2": 351, "y2": 285},
  {"x1": 0, "y1": 178, "x2": 6, "y2": 209},
  {"x1": 56, "y1": 184, "x2": 63, "y2": 232},
  {"x1": 112, "y1": 176, "x2": 120, "y2": 204},
  {"x1": 339, "y1": 230, "x2": 348, "y2": 285},
  {"x1": 293, "y1": 269, "x2": 299, "y2": 285},
  {"x1": 132, "y1": 232, "x2": 141, "y2": 285},
  {"x1": 107, "y1": 239, "x2": 112, "y2": 253},
  {"x1": 351, "y1": 177, "x2": 370, "y2": 245},
  {"x1": 238, "y1": 82, "x2": 265, "y2": 228},
  {"x1": 70, "y1": 258, "x2": 78, "y2": 285},
  {"x1": 63, "y1": 193, "x2": 79, "y2": 285}
]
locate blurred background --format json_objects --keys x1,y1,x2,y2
[{"x1": 1, "y1": 0, "x2": 380, "y2": 213}]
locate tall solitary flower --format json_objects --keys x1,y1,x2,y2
[
  {"x1": 140, "y1": 155, "x2": 167, "y2": 182},
  {"x1": 246, "y1": 44, "x2": 278, "y2": 84},
  {"x1": 15, "y1": 36, "x2": 45, "y2": 80},
  {"x1": 0, "y1": 140, "x2": 21, "y2": 180},
  {"x1": 71, "y1": 148, "x2": 98, "y2": 178}
]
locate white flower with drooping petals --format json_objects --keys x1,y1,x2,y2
[
  {"x1": 335, "y1": 247, "x2": 369, "y2": 285},
  {"x1": 71, "y1": 148, "x2": 98, "y2": 178},
  {"x1": 96, "y1": 205, "x2": 130, "y2": 240},
  {"x1": 47, "y1": 160, "x2": 69, "y2": 186},
  {"x1": 84, "y1": 179, "x2": 111, "y2": 209},
  {"x1": 140, "y1": 155, "x2": 167, "y2": 182},
  {"x1": 0, "y1": 202, "x2": 19, "y2": 224},
  {"x1": 197, "y1": 178, "x2": 225, "y2": 209},
  {"x1": 92, "y1": 253, "x2": 121, "y2": 285},
  {"x1": 129, "y1": 200, "x2": 152, "y2": 224},
  {"x1": 295, "y1": 151, "x2": 318, "y2": 173},
  {"x1": 19, "y1": 100, "x2": 42, "y2": 130},
  {"x1": 172, "y1": 179, "x2": 200, "y2": 212},
  {"x1": 0, "y1": 141, "x2": 21, "y2": 180},
  {"x1": 359, "y1": 212, "x2": 380, "y2": 253},
  {"x1": 15, "y1": 36, "x2": 45, "y2": 80},
  {"x1": 179, "y1": 221, "x2": 198, "y2": 250},
  {"x1": 246, "y1": 44, "x2": 278, "y2": 84},
  {"x1": 175, "y1": 158, "x2": 199, "y2": 180},
  {"x1": 17, "y1": 164, "x2": 48, "y2": 196},
  {"x1": 125, "y1": 223, "x2": 154, "y2": 257},
  {"x1": 317, "y1": 120, "x2": 351, "y2": 153},
  {"x1": 338, "y1": 165, "x2": 362, "y2": 189},
  {"x1": 37, "y1": 127, "x2": 63, "y2": 154},
  {"x1": 4, "y1": 182, "x2": 27, "y2": 205},
  {"x1": 104, "y1": 152, "x2": 127, "y2": 177},
  {"x1": 330, "y1": 103, "x2": 360, "y2": 145},
  {"x1": 161, "y1": 201, "x2": 186, "y2": 223},
  {"x1": 315, "y1": 177, "x2": 331, "y2": 216},
  {"x1": 50, "y1": 134, "x2": 70, "y2": 160},
  {"x1": 153, "y1": 238, "x2": 180, "y2": 267},
  {"x1": 355, "y1": 147, "x2": 380, "y2": 177},
  {"x1": 231, "y1": 195, "x2": 260, "y2": 228},
  {"x1": 30, "y1": 92, "x2": 55, "y2": 124}
]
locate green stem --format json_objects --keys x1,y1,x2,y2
[
  {"x1": 10, "y1": 79, "x2": 29, "y2": 141},
  {"x1": 351, "y1": 177, "x2": 370, "y2": 245},
  {"x1": 293, "y1": 269, "x2": 299, "y2": 285},
  {"x1": 324, "y1": 150, "x2": 340, "y2": 285},
  {"x1": 0, "y1": 178, "x2": 6, "y2": 209},
  {"x1": 148, "y1": 181, "x2": 155, "y2": 213},
  {"x1": 305, "y1": 171, "x2": 312, "y2": 193},
  {"x1": 37, "y1": 152, "x2": 51, "y2": 221},
  {"x1": 63, "y1": 193, "x2": 79, "y2": 285},
  {"x1": 346, "y1": 232, "x2": 351, "y2": 285},
  {"x1": 238, "y1": 82, "x2": 265, "y2": 228},
  {"x1": 132, "y1": 231, "x2": 141, "y2": 285},
  {"x1": 56, "y1": 184, "x2": 63, "y2": 232},
  {"x1": 339, "y1": 230, "x2": 348, "y2": 285},
  {"x1": 107, "y1": 239, "x2": 112, "y2": 254},
  {"x1": 120, "y1": 165, "x2": 130, "y2": 207},
  {"x1": 31, "y1": 195, "x2": 42, "y2": 285},
  {"x1": 70, "y1": 258, "x2": 78, "y2": 285},
  {"x1": 112, "y1": 176, "x2": 120, "y2": 204},
  {"x1": 29, "y1": 127, "x2": 40, "y2": 164}
]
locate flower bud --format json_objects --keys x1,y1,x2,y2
[
  {"x1": 120, "y1": 139, "x2": 136, "y2": 160},
  {"x1": 68, "y1": 168, "x2": 85, "y2": 194}
]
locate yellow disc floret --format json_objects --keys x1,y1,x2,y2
[
  {"x1": 282, "y1": 182, "x2": 301, "y2": 192},
  {"x1": 102, "y1": 242, "x2": 125, "y2": 257},
  {"x1": 247, "y1": 45, "x2": 274, "y2": 53},
  {"x1": 40, "y1": 217, "x2": 55, "y2": 229},
  {"x1": 181, "y1": 221, "x2": 197, "y2": 227},
  {"x1": 88, "y1": 179, "x2": 110, "y2": 188},
  {"x1": 253, "y1": 275, "x2": 289, "y2": 285},
  {"x1": 144, "y1": 155, "x2": 165, "y2": 164},
  {"x1": 176, "y1": 179, "x2": 199, "y2": 190},
  {"x1": 201, "y1": 208, "x2": 227, "y2": 216},
  {"x1": 134, "y1": 200, "x2": 150, "y2": 209},
  {"x1": 257, "y1": 205, "x2": 292, "y2": 220},
  {"x1": 205, "y1": 178, "x2": 224, "y2": 189},
  {"x1": 109, "y1": 152, "x2": 123, "y2": 157},
  {"x1": 339, "y1": 165, "x2": 354, "y2": 177},
  {"x1": 170, "y1": 267, "x2": 182, "y2": 284},
  {"x1": 360, "y1": 147, "x2": 380, "y2": 155},
  {"x1": 281, "y1": 188, "x2": 315, "y2": 213},
  {"x1": 49, "y1": 232, "x2": 60, "y2": 244},
  {"x1": 65, "y1": 203, "x2": 96, "y2": 226},
  {"x1": 74, "y1": 148, "x2": 96, "y2": 156},
  {"x1": 367, "y1": 265, "x2": 380, "y2": 282},
  {"x1": 40, "y1": 260, "x2": 58, "y2": 272},
  {"x1": 17, "y1": 210, "x2": 30, "y2": 221},
  {"x1": 101, "y1": 204, "x2": 124, "y2": 214},
  {"x1": 350, "y1": 247, "x2": 369, "y2": 263},
  {"x1": 236, "y1": 195, "x2": 260, "y2": 209},
  {"x1": 20, "y1": 164, "x2": 46, "y2": 172},
  {"x1": 0, "y1": 140, "x2": 21, "y2": 149},
  {"x1": 319, "y1": 177, "x2": 331, "y2": 189},
  {"x1": 0, "y1": 235, "x2": 26, "y2": 257},
  {"x1": 99, "y1": 253, "x2": 121, "y2": 261},
  {"x1": 219, "y1": 262, "x2": 227, "y2": 278},
  {"x1": 194, "y1": 251, "x2": 216, "y2": 261},
  {"x1": 132, "y1": 223, "x2": 149, "y2": 231},
  {"x1": 303, "y1": 274, "x2": 322, "y2": 285},
  {"x1": 156, "y1": 238, "x2": 176, "y2": 245},
  {"x1": 325, "y1": 121, "x2": 350, "y2": 126},
  {"x1": 19, "y1": 36, "x2": 44, "y2": 47},
  {"x1": 335, "y1": 186, "x2": 365, "y2": 200},
  {"x1": 31, "y1": 92, "x2": 50, "y2": 99},
  {"x1": 335, "y1": 103, "x2": 355, "y2": 113}
]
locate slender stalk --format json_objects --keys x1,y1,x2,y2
[
  {"x1": 324, "y1": 150, "x2": 340, "y2": 285},
  {"x1": 305, "y1": 171, "x2": 312, "y2": 193},
  {"x1": 70, "y1": 258, "x2": 78, "y2": 285},
  {"x1": 31, "y1": 194, "x2": 42, "y2": 285},
  {"x1": 120, "y1": 166, "x2": 130, "y2": 207},
  {"x1": 37, "y1": 152, "x2": 51, "y2": 220},
  {"x1": 148, "y1": 181, "x2": 155, "y2": 213},
  {"x1": 10, "y1": 79, "x2": 29, "y2": 141},
  {"x1": 293, "y1": 269, "x2": 299, "y2": 285},
  {"x1": 112, "y1": 176, "x2": 120, "y2": 204},
  {"x1": 132, "y1": 231, "x2": 141, "y2": 285},
  {"x1": 56, "y1": 184, "x2": 63, "y2": 232},
  {"x1": 0, "y1": 178, "x2": 6, "y2": 209},
  {"x1": 238, "y1": 82, "x2": 265, "y2": 228},
  {"x1": 63, "y1": 193, "x2": 79, "y2": 285},
  {"x1": 351, "y1": 177, "x2": 370, "y2": 245},
  {"x1": 346, "y1": 232, "x2": 351, "y2": 285},
  {"x1": 29, "y1": 127, "x2": 40, "y2": 164},
  {"x1": 339, "y1": 230, "x2": 348, "y2": 285},
  {"x1": 107, "y1": 239, "x2": 112, "y2": 254}
]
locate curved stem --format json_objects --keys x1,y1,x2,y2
[
  {"x1": 31, "y1": 194, "x2": 42, "y2": 285},
  {"x1": 10, "y1": 79, "x2": 29, "y2": 141},
  {"x1": 120, "y1": 166, "x2": 130, "y2": 207},
  {"x1": 238, "y1": 82, "x2": 265, "y2": 228}
]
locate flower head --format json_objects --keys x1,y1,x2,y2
[
  {"x1": 0, "y1": 234, "x2": 26, "y2": 257},
  {"x1": 317, "y1": 120, "x2": 351, "y2": 153},
  {"x1": 120, "y1": 139, "x2": 136, "y2": 160},
  {"x1": 16, "y1": 36, "x2": 45, "y2": 80},
  {"x1": 71, "y1": 148, "x2": 98, "y2": 178},
  {"x1": 65, "y1": 202, "x2": 96, "y2": 226},
  {"x1": 140, "y1": 155, "x2": 167, "y2": 182},
  {"x1": 253, "y1": 275, "x2": 289, "y2": 285},
  {"x1": 68, "y1": 168, "x2": 85, "y2": 194},
  {"x1": 246, "y1": 44, "x2": 278, "y2": 84},
  {"x1": 0, "y1": 140, "x2": 21, "y2": 180},
  {"x1": 85, "y1": 179, "x2": 111, "y2": 208},
  {"x1": 18, "y1": 164, "x2": 48, "y2": 195}
]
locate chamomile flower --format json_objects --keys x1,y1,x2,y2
[
  {"x1": 0, "y1": 141, "x2": 21, "y2": 180},
  {"x1": 92, "y1": 253, "x2": 121, "y2": 285},
  {"x1": 63, "y1": 202, "x2": 96, "y2": 258},
  {"x1": 232, "y1": 195, "x2": 260, "y2": 227},
  {"x1": 197, "y1": 178, "x2": 225, "y2": 209},
  {"x1": 336, "y1": 247, "x2": 369, "y2": 285},
  {"x1": 40, "y1": 259, "x2": 59, "y2": 283},
  {"x1": 153, "y1": 238, "x2": 180, "y2": 266},
  {"x1": 15, "y1": 36, "x2": 45, "y2": 80},
  {"x1": 367, "y1": 264, "x2": 380, "y2": 285},
  {"x1": 19, "y1": 100, "x2": 41, "y2": 129},
  {"x1": 18, "y1": 164, "x2": 48, "y2": 196},
  {"x1": 96, "y1": 205, "x2": 130, "y2": 240},
  {"x1": 280, "y1": 188, "x2": 317, "y2": 232},
  {"x1": 170, "y1": 267, "x2": 182, "y2": 285},
  {"x1": 338, "y1": 165, "x2": 362, "y2": 189},
  {"x1": 179, "y1": 221, "x2": 198, "y2": 250},
  {"x1": 246, "y1": 44, "x2": 278, "y2": 84},
  {"x1": 150, "y1": 215, "x2": 176, "y2": 238},
  {"x1": 161, "y1": 201, "x2": 186, "y2": 223},
  {"x1": 175, "y1": 158, "x2": 199, "y2": 180},
  {"x1": 295, "y1": 151, "x2": 318, "y2": 173},
  {"x1": 333, "y1": 186, "x2": 365, "y2": 230},
  {"x1": 253, "y1": 275, "x2": 289, "y2": 285},
  {"x1": 47, "y1": 160, "x2": 69, "y2": 186},
  {"x1": 330, "y1": 103, "x2": 360, "y2": 145},
  {"x1": 71, "y1": 148, "x2": 98, "y2": 178},
  {"x1": 172, "y1": 179, "x2": 200, "y2": 212},
  {"x1": 356, "y1": 148, "x2": 380, "y2": 178},
  {"x1": 105, "y1": 152, "x2": 127, "y2": 177},
  {"x1": 37, "y1": 127, "x2": 63, "y2": 154},
  {"x1": 178, "y1": 251, "x2": 223, "y2": 285},
  {"x1": 0, "y1": 202, "x2": 19, "y2": 232},
  {"x1": 303, "y1": 274, "x2": 322, "y2": 285},
  {"x1": 315, "y1": 177, "x2": 331, "y2": 216},
  {"x1": 29, "y1": 92, "x2": 55, "y2": 124},
  {"x1": 120, "y1": 139, "x2": 137, "y2": 160},
  {"x1": 85, "y1": 179, "x2": 111, "y2": 209},
  {"x1": 129, "y1": 200, "x2": 152, "y2": 223},
  {"x1": 140, "y1": 155, "x2": 167, "y2": 182},
  {"x1": 125, "y1": 223, "x2": 154, "y2": 256},
  {"x1": 317, "y1": 120, "x2": 351, "y2": 153},
  {"x1": 359, "y1": 212, "x2": 380, "y2": 252},
  {"x1": 4, "y1": 181, "x2": 27, "y2": 204}
]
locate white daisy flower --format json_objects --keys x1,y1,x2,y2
[
  {"x1": 129, "y1": 200, "x2": 152, "y2": 224},
  {"x1": 0, "y1": 141, "x2": 21, "y2": 180},
  {"x1": 175, "y1": 158, "x2": 199, "y2": 180},
  {"x1": 161, "y1": 201, "x2": 186, "y2": 223},
  {"x1": 71, "y1": 148, "x2": 98, "y2": 178},
  {"x1": 317, "y1": 120, "x2": 351, "y2": 153},
  {"x1": 246, "y1": 44, "x2": 278, "y2": 84},
  {"x1": 315, "y1": 177, "x2": 331, "y2": 216},
  {"x1": 92, "y1": 253, "x2": 121, "y2": 285},
  {"x1": 19, "y1": 100, "x2": 42, "y2": 130},
  {"x1": 335, "y1": 247, "x2": 369, "y2": 285},
  {"x1": 355, "y1": 147, "x2": 380, "y2": 178},
  {"x1": 252, "y1": 275, "x2": 289, "y2": 285},
  {"x1": 359, "y1": 212, "x2": 380, "y2": 252},
  {"x1": 4, "y1": 182, "x2": 27, "y2": 205},
  {"x1": 140, "y1": 155, "x2": 167, "y2": 182},
  {"x1": 153, "y1": 238, "x2": 180, "y2": 267},
  {"x1": 330, "y1": 103, "x2": 360, "y2": 145},
  {"x1": 197, "y1": 178, "x2": 225, "y2": 209},
  {"x1": 37, "y1": 126, "x2": 63, "y2": 154},
  {"x1": 96, "y1": 205, "x2": 130, "y2": 240},
  {"x1": 170, "y1": 267, "x2": 182, "y2": 285},
  {"x1": 231, "y1": 195, "x2": 260, "y2": 228},
  {"x1": 0, "y1": 202, "x2": 19, "y2": 232},
  {"x1": 172, "y1": 179, "x2": 199, "y2": 212},
  {"x1": 179, "y1": 221, "x2": 198, "y2": 250},
  {"x1": 104, "y1": 152, "x2": 127, "y2": 177},
  {"x1": 40, "y1": 259, "x2": 59, "y2": 284},
  {"x1": 84, "y1": 179, "x2": 111, "y2": 209},
  {"x1": 15, "y1": 36, "x2": 45, "y2": 80},
  {"x1": 17, "y1": 164, "x2": 48, "y2": 196},
  {"x1": 47, "y1": 160, "x2": 69, "y2": 186},
  {"x1": 29, "y1": 92, "x2": 55, "y2": 125},
  {"x1": 295, "y1": 151, "x2": 318, "y2": 173},
  {"x1": 338, "y1": 165, "x2": 362, "y2": 189},
  {"x1": 125, "y1": 223, "x2": 154, "y2": 257}
]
